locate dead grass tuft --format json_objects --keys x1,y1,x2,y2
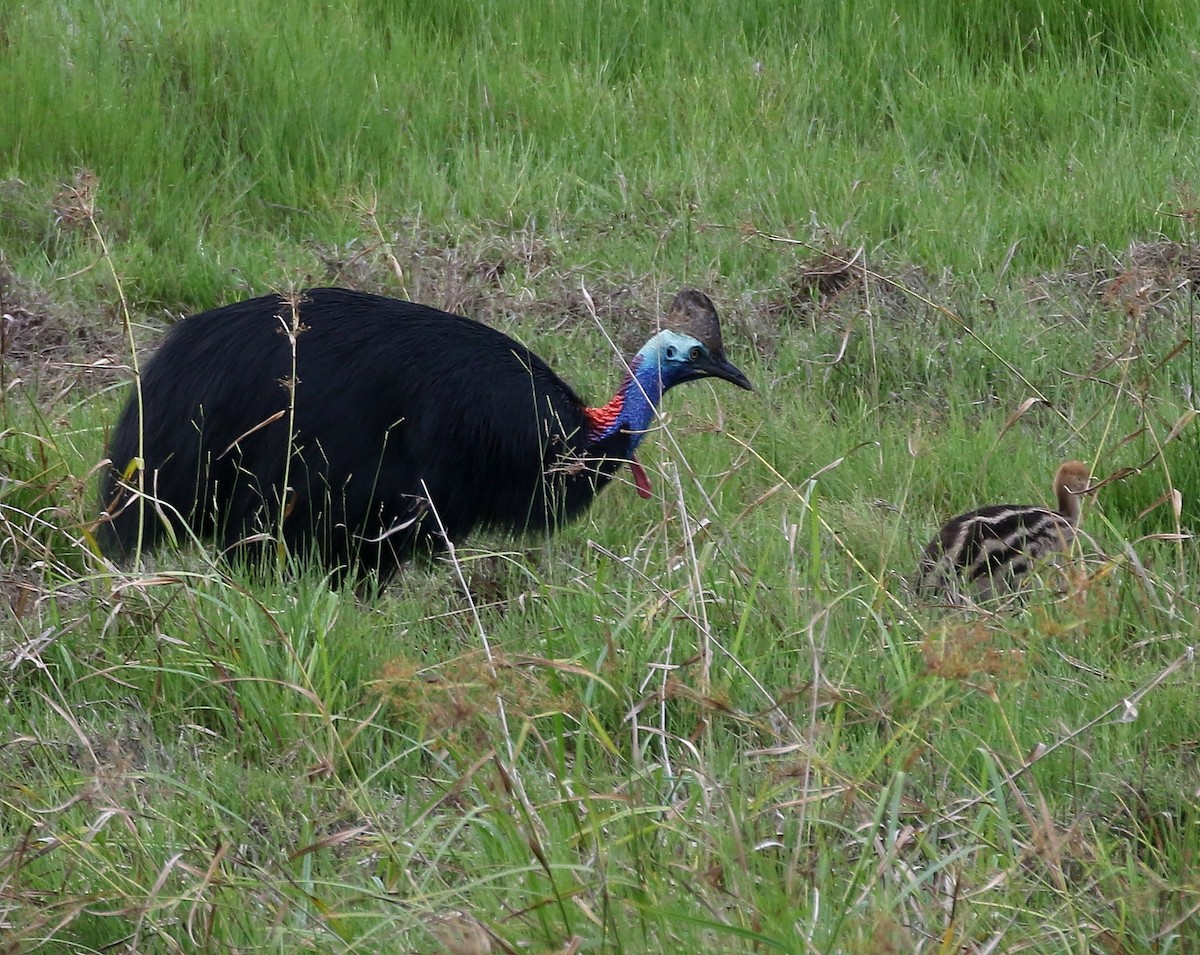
[
  {"x1": 374, "y1": 648, "x2": 580, "y2": 747},
  {"x1": 311, "y1": 220, "x2": 674, "y2": 365},
  {"x1": 762, "y1": 246, "x2": 938, "y2": 327},
  {"x1": 921, "y1": 620, "x2": 1029, "y2": 688},
  {"x1": 773, "y1": 247, "x2": 867, "y2": 315},
  {"x1": 51, "y1": 168, "x2": 101, "y2": 234},
  {"x1": 0, "y1": 259, "x2": 125, "y2": 397},
  {"x1": 1100, "y1": 240, "x2": 1200, "y2": 322},
  {"x1": 1046, "y1": 239, "x2": 1200, "y2": 331}
]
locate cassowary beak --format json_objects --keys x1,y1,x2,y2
[
  {"x1": 664, "y1": 288, "x2": 754, "y2": 392},
  {"x1": 694, "y1": 353, "x2": 754, "y2": 392}
]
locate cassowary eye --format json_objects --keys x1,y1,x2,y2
[{"x1": 689, "y1": 346, "x2": 702, "y2": 360}]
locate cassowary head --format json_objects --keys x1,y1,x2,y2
[
  {"x1": 584, "y1": 288, "x2": 752, "y2": 498},
  {"x1": 639, "y1": 289, "x2": 754, "y2": 392}
]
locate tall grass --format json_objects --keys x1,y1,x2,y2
[
  {"x1": 3, "y1": 0, "x2": 1200, "y2": 951},
  {"x1": 2, "y1": 0, "x2": 1199, "y2": 305},
  {"x1": 5, "y1": 230, "x2": 1199, "y2": 948}
]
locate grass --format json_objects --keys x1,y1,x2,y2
[
  {"x1": 4, "y1": 0, "x2": 1200, "y2": 951},
  {"x1": 4, "y1": 0, "x2": 1200, "y2": 303}
]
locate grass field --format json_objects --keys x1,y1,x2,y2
[{"x1": 3, "y1": 1, "x2": 1200, "y2": 951}]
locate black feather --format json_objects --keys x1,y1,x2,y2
[{"x1": 97, "y1": 287, "x2": 750, "y2": 581}]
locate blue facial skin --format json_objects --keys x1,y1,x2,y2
[{"x1": 590, "y1": 330, "x2": 710, "y2": 449}]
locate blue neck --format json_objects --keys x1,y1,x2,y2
[
  {"x1": 621, "y1": 355, "x2": 668, "y2": 451},
  {"x1": 589, "y1": 331, "x2": 692, "y2": 452}
]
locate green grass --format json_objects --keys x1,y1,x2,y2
[
  {"x1": 4, "y1": 1, "x2": 1200, "y2": 951},
  {"x1": 4, "y1": 0, "x2": 1200, "y2": 304}
]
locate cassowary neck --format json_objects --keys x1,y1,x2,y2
[
  {"x1": 582, "y1": 353, "x2": 666, "y2": 452},
  {"x1": 1052, "y1": 463, "x2": 1091, "y2": 527},
  {"x1": 1057, "y1": 484, "x2": 1083, "y2": 526}
]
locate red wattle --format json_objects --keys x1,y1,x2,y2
[{"x1": 630, "y1": 455, "x2": 652, "y2": 499}]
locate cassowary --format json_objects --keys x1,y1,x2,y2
[
  {"x1": 917, "y1": 460, "x2": 1093, "y2": 603},
  {"x1": 98, "y1": 286, "x2": 752, "y2": 580}
]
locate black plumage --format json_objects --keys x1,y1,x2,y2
[
  {"x1": 97, "y1": 287, "x2": 751, "y2": 580},
  {"x1": 917, "y1": 460, "x2": 1093, "y2": 603}
]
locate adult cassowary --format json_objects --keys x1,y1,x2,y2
[{"x1": 98, "y1": 287, "x2": 752, "y2": 581}]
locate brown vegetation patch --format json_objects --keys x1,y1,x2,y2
[
  {"x1": 750, "y1": 245, "x2": 941, "y2": 361},
  {"x1": 921, "y1": 620, "x2": 1029, "y2": 689},
  {"x1": 311, "y1": 220, "x2": 667, "y2": 354},
  {"x1": 1044, "y1": 239, "x2": 1200, "y2": 323},
  {"x1": 772, "y1": 247, "x2": 868, "y2": 315},
  {"x1": 1102, "y1": 240, "x2": 1200, "y2": 319},
  {"x1": 51, "y1": 168, "x2": 101, "y2": 234},
  {"x1": 0, "y1": 264, "x2": 126, "y2": 394},
  {"x1": 1127, "y1": 239, "x2": 1200, "y2": 285},
  {"x1": 374, "y1": 648, "x2": 583, "y2": 747}
]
